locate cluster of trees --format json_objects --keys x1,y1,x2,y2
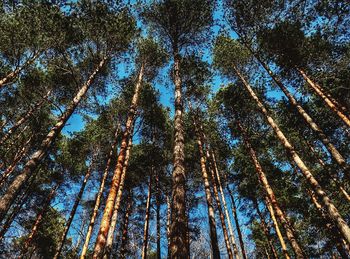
[{"x1": 0, "y1": 0, "x2": 349, "y2": 258}]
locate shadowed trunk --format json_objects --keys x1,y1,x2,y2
[
  {"x1": 0, "y1": 57, "x2": 107, "y2": 219},
  {"x1": 120, "y1": 192, "x2": 133, "y2": 259},
  {"x1": 156, "y1": 169, "x2": 161, "y2": 259},
  {"x1": 141, "y1": 176, "x2": 152, "y2": 259}
]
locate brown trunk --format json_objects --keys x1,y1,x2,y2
[
  {"x1": 93, "y1": 64, "x2": 144, "y2": 258},
  {"x1": 209, "y1": 150, "x2": 240, "y2": 259},
  {"x1": 141, "y1": 176, "x2": 152, "y2": 259},
  {"x1": 233, "y1": 65, "x2": 350, "y2": 246},
  {"x1": 156, "y1": 170, "x2": 161, "y2": 259},
  {"x1": 0, "y1": 57, "x2": 107, "y2": 219},
  {"x1": 0, "y1": 90, "x2": 51, "y2": 146},
  {"x1": 170, "y1": 49, "x2": 188, "y2": 258},
  {"x1": 80, "y1": 125, "x2": 120, "y2": 259},
  {"x1": 20, "y1": 184, "x2": 59, "y2": 257},
  {"x1": 250, "y1": 50, "x2": 349, "y2": 171},
  {"x1": 0, "y1": 52, "x2": 41, "y2": 88},
  {"x1": 226, "y1": 185, "x2": 247, "y2": 259},
  {"x1": 0, "y1": 135, "x2": 33, "y2": 187},
  {"x1": 166, "y1": 195, "x2": 171, "y2": 259},
  {"x1": 53, "y1": 160, "x2": 95, "y2": 259},
  {"x1": 120, "y1": 193, "x2": 133, "y2": 259},
  {"x1": 297, "y1": 68, "x2": 350, "y2": 127},
  {"x1": 193, "y1": 119, "x2": 220, "y2": 259},
  {"x1": 237, "y1": 121, "x2": 302, "y2": 258},
  {"x1": 104, "y1": 133, "x2": 133, "y2": 258},
  {"x1": 254, "y1": 200, "x2": 279, "y2": 259}
]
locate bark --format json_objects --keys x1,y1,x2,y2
[
  {"x1": 249, "y1": 51, "x2": 349, "y2": 172},
  {"x1": 104, "y1": 134, "x2": 133, "y2": 258},
  {"x1": 0, "y1": 57, "x2": 107, "y2": 219},
  {"x1": 209, "y1": 150, "x2": 240, "y2": 259},
  {"x1": 0, "y1": 90, "x2": 51, "y2": 146},
  {"x1": 237, "y1": 122, "x2": 300, "y2": 259},
  {"x1": 141, "y1": 176, "x2": 152, "y2": 259},
  {"x1": 170, "y1": 49, "x2": 188, "y2": 258},
  {"x1": 0, "y1": 134, "x2": 33, "y2": 187},
  {"x1": 120, "y1": 193, "x2": 133, "y2": 259},
  {"x1": 193, "y1": 120, "x2": 220, "y2": 259},
  {"x1": 234, "y1": 65, "x2": 350, "y2": 246},
  {"x1": 0, "y1": 52, "x2": 41, "y2": 88},
  {"x1": 297, "y1": 68, "x2": 350, "y2": 127},
  {"x1": 20, "y1": 184, "x2": 59, "y2": 257},
  {"x1": 156, "y1": 170, "x2": 161, "y2": 259},
  {"x1": 255, "y1": 201, "x2": 279, "y2": 259},
  {"x1": 226, "y1": 185, "x2": 247, "y2": 259},
  {"x1": 93, "y1": 63, "x2": 143, "y2": 258},
  {"x1": 80, "y1": 125, "x2": 120, "y2": 259},
  {"x1": 166, "y1": 195, "x2": 171, "y2": 259},
  {"x1": 53, "y1": 161, "x2": 95, "y2": 259}
]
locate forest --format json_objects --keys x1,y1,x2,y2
[{"x1": 0, "y1": 0, "x2": 349, "y2": 258}]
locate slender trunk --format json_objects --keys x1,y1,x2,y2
[
  {"x1": 141, "y1": 176, "x2": 152, "y2": 259},
  {"x1": 20, "y1": 184, "x2": 59, "y2": 257},
  {"x1": 93, "y1": 62, "x2": 143, "y2": 257},
  {"x1": 170, "y1": 49, "x2": 188, "y2": 258},
  {"x1": 104, "y1": 134, "x2": 133, "y2": 258},
  {"x1": 250, "y1": 51, "x2": 349, "y2": 171},
  {"x1": 254, "y1": 200, "x2": 279, "y2": 259},
  {"x1": 0, "y1": 57, "x2": 107, "y2": 219},
  {"x1": 226, "y1": 185, "x2": 247, "y2": 259},
  {"x1": 156, "y1": 170, "x2": 161, "y2": 259},
  {"x1": 53, "y1": 161, "x2": 95, "y2": 259},
  {"x1": 120, "y1": 193, "x2": 132, "y2": 259},
  {"x1": 166, "y1": 195, "x2": 171, "y2": 259},
  {"x1": 297, "y1": 68, "x2": 350, "y2": 127},
  {"x1": 0, "y1": 135, "x2": 33, "y2": 187},
  {"x1": 80, "y1": 125, "x2": 120, "y2": 259},
  {"x1": 233, "y1": 65, "x2": 350, "y2": 246},
  {"x1": 305, "y1": 140, "x2": 350, "y2": 202},
  {"x1": 193, "y1": 120, "x2": 220, "y2": 259},
  {"x1": 0, "y1": 52, "x2": 41, "y2": 88},
  {"x1": 0, "y1": 90, "x2": 51, "y2": 146},
  {"x1": 209, "y1": 150, "x2": 240, "y2": 259}
]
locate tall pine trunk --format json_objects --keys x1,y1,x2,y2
[
  {"x1": 0, "y1": 52, "x2": 41, "y2": 89},
  {"x1": 93, "y1": 64, "x2": 144, "y2": 258},
  {"x1": 156, "y1": 170, "x2": 161, "y2": 259},
  {"x1": 233, "y1": 65, "x2": 350, "y2": 245},
  {"x1": 249, "y1": 51, "x2": 349, "y2": 171},
  {"x1": 141, "y1": 176, "x2": 152, "y2": 259},
  {"x1": 297, "y1": 68, "x2": 350, "y2": 127},
  {"x1": 226, "y1": 184, "x2": 247, "y2": 259},
  {"x1": 104, "y1": 134, "x2": 133, "y2": 258},
  {"x1": 120, "y1": 193, "x2": 132, "y2": 259},
  {"x1": 170, "y1": 49, "x2": 188, "y2": 258},
  {"x1": 80, "y1": 125, "x2": 119, "y2": 259},
  {"x1": 254, "y1": 200, "x2": 279, "y2": 259},
  {"x1": 166, "y1": 195, "x2": 171, "y2": 259},
  {"x1": 0, "y1": 57, "x2": 107, "y2": 219},
  {"x1": 53, "y1": 160, "x2": 95, "y2": 259},
  {"x1": 193, "y1": 119, "x2": 220, "y2": 258},
  {"x1": 20, "y1": 183, "x2": 59, "y2": 257}
]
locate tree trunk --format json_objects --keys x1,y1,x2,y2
[
  {"x1": 226, "y1": 184, "x2": 247, "y2": 259},
  {"x1": 0, "y1": 57, "x2": 107, "y2": 219},
  {"x1": 170, "y1": 49, "x2": 188, "y2": 258},
  {"x1": 104, "y1": 134, "x2": 133, "y2": 258},
  {"x1": 142, "y1": 176, "x2": 152, "y2": 259},
  {"x1": 80, "y1": 125, "x2": 120, "y2": 259},
  {"x1": 20, "y1": 183, "x2": 59, "y2": 257},
  {"x1": 0, "y1": 90, "x2": 51, "y2": 146},
  {"x1": 237, "y1": 121, "x2": 302, "y2": 258},
  {"x1": 297, "y1": 68, "x2": 350, "y2": 127},
  {"x1": 0, "y1": 134, "x2": 33, "y2": 187},
  {"x1": 193, "y1": 119, "x2": 220, "y2": 259},
  {"x1": 166, "y1": 195, "x2": 171, "y2": 259},
  {"x1": 156, "y1": 170, "x2": 162, "y2": 259},
  {"x1": 53, "y1": 160, "x2": 95, "y2": 259},
  {"x1": 209, "y1": 150, "x2": 240, "y2": 259},
  {"x1": 250, "y1": 51, "x2": 349, "y2": 171},
  {"x1": 93, "y1": 62, "x2": 144, "y2": 257},
  {"x1": 120, "y1": 192, "x2": 133, "y2": 259},
  {"x1": 254, "y1": 200, "x2": 279, "y2": 259},
  {"x1": 233, "y1": 65, "x2": 350, "y2": 246},
  {"x1": 0, "y1": 52, "x2": 41, "y2": 89}
]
